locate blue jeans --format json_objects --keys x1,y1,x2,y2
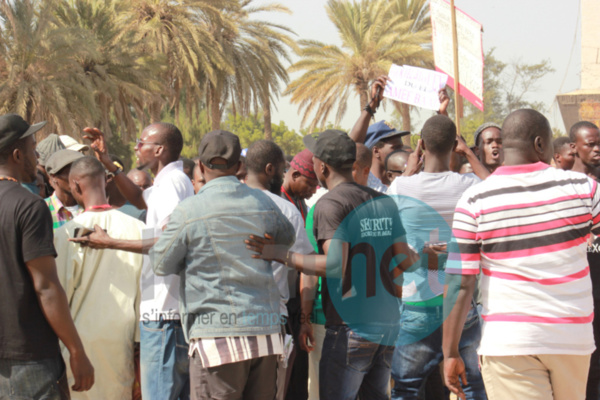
[
  {"x1": 0, "y1": 357, "x2": 69, "y2": 399},
  {"x1": 319, "y1": 325, "x2": 396, "y2": 400},
  {"x1": 140, "y1": 319, "x2": 190, "y2": 400},
  {"x1": 391, "y1": 304, "x2": 487, "y2": 400}
]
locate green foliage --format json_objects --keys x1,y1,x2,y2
[
  {"x1": 455, "y1": 49, "x2": 555, "y2": 146},
  {"x1": 285, "y1": 0, "x2": 432, "y2": 132},
  {"x1": 223, "y1": 113, "x2": 304, "y2": 156},
  {"x1": 0, "y1": 0, "x2": 294, "y2": 145},
  {"x1": 161, "y1": 107, "x2": 212, "y2": 159}
]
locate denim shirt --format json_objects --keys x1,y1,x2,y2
[{"x1": 151, "y1": 176, "x2": 296, "y2": 340}]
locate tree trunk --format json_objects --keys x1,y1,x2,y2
[
  {"x1": 358, "y1": 80, "x2": 369, "y2": 109},
  {"x1": 400, "y1": 102, "x2": 411, "y2": 147},
  {"x1": 209, "y1": 84, "x2": 221, "y2": 131},
  {"x1": 263, "y1": 91, "x2": 272, "y2": 141}
]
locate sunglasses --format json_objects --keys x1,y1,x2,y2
[{"x1": 135, "y1": 138, "x2": 161, "y2": 146}]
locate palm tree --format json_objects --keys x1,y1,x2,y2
[
  {"x1": 118, "y1": 0, "x2": 234, "y2": 120},
  {"x1": 0, "y1": 0, "x2": 96, "y2": 136},
  {"x1": 204, "y1": 0, "x2": 295, "y2": 139},
  {"x1": 285, "y1": 0, "x2": 432, "y2": 133},
  {"x1": 53, "y1": 0, "x2": 164, "y2": 141}
]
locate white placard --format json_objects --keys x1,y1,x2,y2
[
  {"x1": 383, "y1": 64, "x2": 448, "y2": 111},
  {"x1": 430, "y1": 0, "x2": 484, "y2": 111}
]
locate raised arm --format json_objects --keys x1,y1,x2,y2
[
  {"x1": 349, "y1": 76, "x2": 388, "y2": 143},
  {"x1": 26, "y1": 256, "x2": 94, "y2": 392},
  {"x1": 83, "y1": 127, "x2": 147, "y2": 209},
  {"x1": 454, "y1": 135, "x2": 490, "y2": 180}
]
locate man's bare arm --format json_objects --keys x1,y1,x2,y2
[
  {"x1": 349, "y1": 76, "x2": 388, "y2": 143},
  {"x1": 83, "y1": 127, "x2": 147, "y2": 209},
  {"x1": 26, "y1": 256, "x2": 95, "y2": 392},
  {"x1": 299, "y1": 274, "x2": 318, "y2": 352},
  {"x1": 245, "y1": 234, "x2": 342, "y2": 277},
  {"x1": 454, "y1": 135, "x2": 490, "y2": 180},
  {"x1": 69, "y1": 225, "x2": 157, "y2": 254},
  {"x1": 442, "y1": 274, "x2": 477, "y2": 400}
]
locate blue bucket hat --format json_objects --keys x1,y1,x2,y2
[{"x1": 364, "y1": 121, "x2": 410, "y2": 149}]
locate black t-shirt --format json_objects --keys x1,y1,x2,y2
[
  {"x1": 588, "y1": 237, "x2": 600, "y2": 300},
  {"x1": 0, "y1": 180, "x2": 60, "y2": 360},
  {"x1": 313, "y1": 182, "x2": 404, "y2": 332}
]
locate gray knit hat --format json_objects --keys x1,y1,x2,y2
[
  {"x1": 474, "y1": 122, "x2": 501, "y2": 148},
  {"x1": 36, "y1": 133, "x2": 66, "y2": 166}
]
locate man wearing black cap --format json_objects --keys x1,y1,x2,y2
[
  {"x1": 0, "y1": 114, "x2": 94, "y2": 397},
  {"x1": 44, "y1": 149, "x2": 84, "y2": 231},
  {"x1": 151, "y1": 130, "x2": 296, "y2": 400},
  {"x1": 247, "y1": 129, "x2": 416, "y2": 400}
]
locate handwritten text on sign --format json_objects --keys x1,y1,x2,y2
[
  {"x1": 430, "y1": 0, "x2": 484, "y2": 111},
  {"x1": 383, "y1": 65, "x2": 448, "y2": 111}
]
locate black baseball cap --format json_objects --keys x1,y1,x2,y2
[
  {"x1": 198, "y1": 130, "x2": 241, "y2": 170},
  {"x1": 303, "y1": 129, "x2": 356, "y2": 168},
  {"x1": 0, "y1": 114, "x2": 46, "y2": 153}
]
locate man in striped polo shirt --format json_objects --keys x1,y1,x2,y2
[{"x1": 443, "y1": 109, "x2": 600, "y2": 400}]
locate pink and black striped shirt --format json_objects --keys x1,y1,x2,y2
[{"x1": 448, "y1": 162, "x2": 600, "y2": 356}]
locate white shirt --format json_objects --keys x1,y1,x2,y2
[
  {"x1": 387, "y1": 171, "x2": 480, "y2": 300},
  {"x1": 263, "y1": 190, "x2": 314, "y2": 316},
  {"x1": 140, "y1": 161, "x2": 195, "y2": 321},
  {"x1": 305, "y1": 187, "x2": 328, "y2": 210},
  {"x1": 367, "y1": 171, "x2": 387, "y2": 192}
]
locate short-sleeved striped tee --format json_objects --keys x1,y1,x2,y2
[{"x1": 448, "y1": 162, "x2": 600, "y2": 356}]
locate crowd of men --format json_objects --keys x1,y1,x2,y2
[{"x1": 2, "y1": 76, "x2": 600, "y2": 400}]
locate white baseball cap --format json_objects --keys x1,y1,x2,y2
[{"x1": 60, "y1": 135, "x2": 89, "y2": 153}]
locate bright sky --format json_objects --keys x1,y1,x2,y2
[{"x1": 256, "y1": 0, "x2": 581, "y2": 134}]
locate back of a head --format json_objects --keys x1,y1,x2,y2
[
  {"x1": 355, "y1": 143, "x2": 372, "y2": 169},
  {"x1": 154, "y1": 122, "x2": 183, "y2": 161},
  {"x1": 385, "y1": 149, "x2": 409, "y2": 171},
  {"x1": 246, "y1": 140, "x2": 284, "y2": 174},
  {"x1": 70, "y1": 156, "x2": 106, "y2": 182},
  {"x1": 421, "y1": 115, "x2": 456, "y2": 155},
  {"x1": 553, "y1": 136, "x2": 571, "y2": 153},
  {"x1": 502, "y1": 109, "x2": 550, "y2": 148},
  {"x1": 181, "y1": 157, "x2": 195, "y2": 180},
  {"x1": 569, "y1": 121, "x2": 599, "y2": 142}
]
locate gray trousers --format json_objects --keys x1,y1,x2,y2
[{"x1": 190, "y1": 353, "x2": 278, "y2": 400}]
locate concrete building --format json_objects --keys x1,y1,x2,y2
[{"x1": 557, "y1": 0, "x2": 600, "y2": 131}]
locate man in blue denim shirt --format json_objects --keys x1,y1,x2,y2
[{"x1": 151, "y1": 130, "x2": 296, "y2": 400}]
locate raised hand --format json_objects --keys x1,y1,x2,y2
[
  {"x1": 370, "y1": 75, "x2": 390, "y2": 109},
  {"x1": 403, "y1": 139, "x2": 424, "y2": 177},
  {"x1": 82, "y1": 127, "x2": 113, "y2": 168},
  {"x1": 438, "y1": 88, "x2": 450, "y2": 116},
  {"x1": 454, "y1": 135, "x2": 470, "y2": 156}
]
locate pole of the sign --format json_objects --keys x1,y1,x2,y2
[{"x1": 450, "y1": 0, "x2": 463, "y2": 135}]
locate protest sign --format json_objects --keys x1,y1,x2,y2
[
  {"x1": 430, "y1": 0, "x2": 484, "y2": 111},
  {"x1": 383, "y1": 64, "x2": 448, "y2": 111}
]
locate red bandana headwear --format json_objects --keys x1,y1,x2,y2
[{"x1": 290, "y1": 149, "x2": 316, "y2": 180}]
